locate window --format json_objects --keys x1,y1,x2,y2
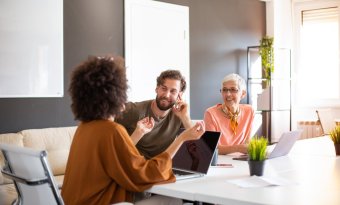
[{"x1": 293, "y1": 1, "x2": 340, "y2": 107}]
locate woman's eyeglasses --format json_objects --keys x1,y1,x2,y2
[{"x1": 220, "y1": 88, "x2": 239, "y2": 94}]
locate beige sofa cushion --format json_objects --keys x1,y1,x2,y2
[
  {"x1": 0, "y1": 133, "x2": 24, "y2": 185},
  {"x1": 20, "y1": 126, "x2": 77, "y2": 176},
  {"x1": 0, "y1": 183, "x2": 17, "y2": 205}
]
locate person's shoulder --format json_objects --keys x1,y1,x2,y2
[
  {"x1": 240, "y1": 104, "x2": 255, "y2": 113},
  {"x1": 124, "y1": 101, "x2": 136, "y2": 109},
  {"x1": 134, "y1": 99, "x2": 152, "y2": 108},
  {"x1": 93, "y1": 120, "x2": 120, "y2": 130},
  {"x1": 109, "y1": 121, "x2": 130, "y2": 137},
  {"x1": 205, "y1": 104, "x2": 222, "y2": 113},
  {"x1": 79, "y1": 120, "x2": 130, "y2": 143},
  {"x1": 112, "y1": 122, "x2": 128, "y2": 132},
  {"x1": 82, "y1": 120, "x2": 119, "y2": 134},
  {"x1": 122, "y1": 100, "x2": 151, "y2": 113}
]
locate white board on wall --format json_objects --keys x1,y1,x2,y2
[
  {"x1": 0, "y1": 0, "x2": 63, "y2": 98},
  {"x1": 124, "y1": 0, "x2": 190, "y2": 104}
]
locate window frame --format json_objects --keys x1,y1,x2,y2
[{"x1": 293, "y1": 0, "x2": 340, "y2": 108}]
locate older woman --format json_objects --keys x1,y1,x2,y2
[
  {"x1": 204, "y1": 73, "x2": 254, "y2": 155},
  {"x1": 61, "y1": 56, "x2": 204, "y2": 205}
]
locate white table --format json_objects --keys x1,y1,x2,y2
[{"x1": 147, "y1": 136, "x2": 340, "y2": 205}]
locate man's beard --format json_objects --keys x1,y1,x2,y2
[{"x1": 155, "y1": 96, "x2": 176, "y2": 111}]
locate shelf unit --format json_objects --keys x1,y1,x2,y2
[{"x1": 246, "y1": 46, "x2": 291, "y2": 143}]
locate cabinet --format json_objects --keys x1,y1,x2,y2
[{"x1": 246, "y1": 46, "x2": 291, "y2": 143}]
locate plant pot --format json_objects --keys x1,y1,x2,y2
[
  {"x1": 334, "y1": 143, "x2": 340, "y2": 155},
  {"x1": 248, "y1": 160, "x2": 265, "y2": 176}
]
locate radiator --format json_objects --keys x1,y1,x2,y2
[{"x1": 297, "y1": 120, "x2": 323, "y2": 139}]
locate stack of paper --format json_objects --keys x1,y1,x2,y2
[{"x1": 227, "y1": 175, "x2": 297, "y2": 188}]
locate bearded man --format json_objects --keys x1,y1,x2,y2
[{"x1": 116, "y1": 70, "x2": 193, "y2": 159}]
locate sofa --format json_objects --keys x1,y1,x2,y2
[{"x1": 0, "y1": 126, "x2": 77, "y2": 205}]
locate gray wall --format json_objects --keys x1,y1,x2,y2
[
  {"x1": 164, "y1": 0, "x2": 265, "y2": 119},
  {"x1": 0, "y1": 0, "x2": 265, "y2": 133}
]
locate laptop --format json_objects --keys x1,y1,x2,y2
[
  {"x1": 233, "y1": 130, "x2": 302, "y2": 161},
  {"x1": 172, "y1": 131, "x2": 221, "y2": 180}
]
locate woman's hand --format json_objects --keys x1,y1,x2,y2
[
  {"x1": 136, "y1": 117, "x2": 155, "y2": 135},
  {"x1": 165, "y1": 121, "x2": 205, "y2": 158},
  {"x1": 177, "y1": 121, "x2": 205, "y2": 142},
  {"x1": 131, "y1": 117, "x2": 155, "y2": 144}
]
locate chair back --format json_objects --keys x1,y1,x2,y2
[
  {"x1": 0, "y1": 144, "x2": 64, "y2": 205},
  {"x1": 316, "y1": 109, "x2": 336, "y2": 135}
]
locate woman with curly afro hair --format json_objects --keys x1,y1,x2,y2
[{"x1": 61, "y1": 55, "x2": 205, "y2": 205}]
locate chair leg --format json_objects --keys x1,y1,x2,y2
[{"x1": 11, "y1": 198, "x2": 21, "y2": 205}]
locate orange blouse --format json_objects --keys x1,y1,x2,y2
[
  {"x1": 61, "y1": 120, "x2": 175, "y2": 205},
  {"x1": 204, "y1": 104, "x2": 255, "y2": 146}
]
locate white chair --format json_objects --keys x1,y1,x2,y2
[
  {"x1": 0, "y1": 144, "x2": 64, "y2": 205},
  {"x1": 316, "y1": 109, "x2": 336, "y2": 135}
]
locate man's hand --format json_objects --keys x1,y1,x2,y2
[
  {"x1": 172, "y1": 100, "x2": 188, "y2": 116},
  {"x1": 172, "y1": 100, "x2": 192, "y2": 128}
]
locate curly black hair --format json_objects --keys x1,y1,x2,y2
[
  {"x1": 69, "y1": 56, "x2": 128, "y2": 122},
  {"x1": 156, "y1": 70, "x2": 186, "y2": 92}
]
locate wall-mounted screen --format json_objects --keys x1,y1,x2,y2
[{"x1": 0, "y1": 0, "x2": 63, "y2": 97}]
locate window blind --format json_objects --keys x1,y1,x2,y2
[{"x1": 302, "y1": 7, "x2": 338, "y2": 24}]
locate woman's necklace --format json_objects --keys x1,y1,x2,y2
[{"x1": 221, "y1": 104, "x2": 240, "y2": 136}]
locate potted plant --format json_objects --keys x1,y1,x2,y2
[
  {"x1": 330, "y1": 126, "x2": 340, "y2": 155},
  {"x1": 247, "y1": 135, "x2": 268, "y2": 176},
  {"x1": 259, "y1": 36, "x2": 274, "y2": 87}
]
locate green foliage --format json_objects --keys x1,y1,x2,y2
[
  {"x1": 248, "y1": 135, "x2": 268, "y2": 161},
  {"x1": 330, "y1": 126, "x2": 340, "y2": 144},
  {"x1": 259, "y1": 36, "x2": 274, "y2": 86}
]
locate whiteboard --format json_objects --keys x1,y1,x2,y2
[
  {"x1": 0, "y1": 0, "x2": 63, "y2": 98},
  {"x1": 124, "y1": 0, "x2": 190, "y2": 104}
]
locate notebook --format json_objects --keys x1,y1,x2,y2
[
  {"x1": 233, "y1": 130, "x2": 303, "y2": 161},
  {"x1": 172, "y1": 131, "x2": 221, "y2": 180}
]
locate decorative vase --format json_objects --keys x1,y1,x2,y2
[
  {"x1": 334, "y1": 143, "x2": 340, "y2": 155},
  {"x1": 248, "y1": 160, "x2": 265, "y2": 176}
]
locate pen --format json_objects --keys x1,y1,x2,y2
[{"x1": 214, "y1": 163, "x2": 233, "y2": 167}]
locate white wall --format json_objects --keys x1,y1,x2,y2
[{"x1": 124, "y1": 0, "x2": 190, "y2": 104}]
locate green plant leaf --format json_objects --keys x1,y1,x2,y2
[
  {"x1": 259, "y1": 36, "x2": 274, "y2": 84},
  {"x1": 330, "y1": 126, "x2": 340, "y2": 144},
  {"x1": 248, "y1": 135, "x2": 268, "y2": 161}
]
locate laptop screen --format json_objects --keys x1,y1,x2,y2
[
  {"x1": 172, "y1": 131, "x2": 221, "y2": 174},
  {"x1": 268, "y1": 130, "x2": 302, "y2": 158}
]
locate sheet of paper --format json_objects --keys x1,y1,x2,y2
[{"x1": 227, "y1": 175, "x2": 297, "y2": 188}]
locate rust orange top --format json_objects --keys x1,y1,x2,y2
[{"x1": 61, "y1": 120, "x2": 175, "y2": 205}]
